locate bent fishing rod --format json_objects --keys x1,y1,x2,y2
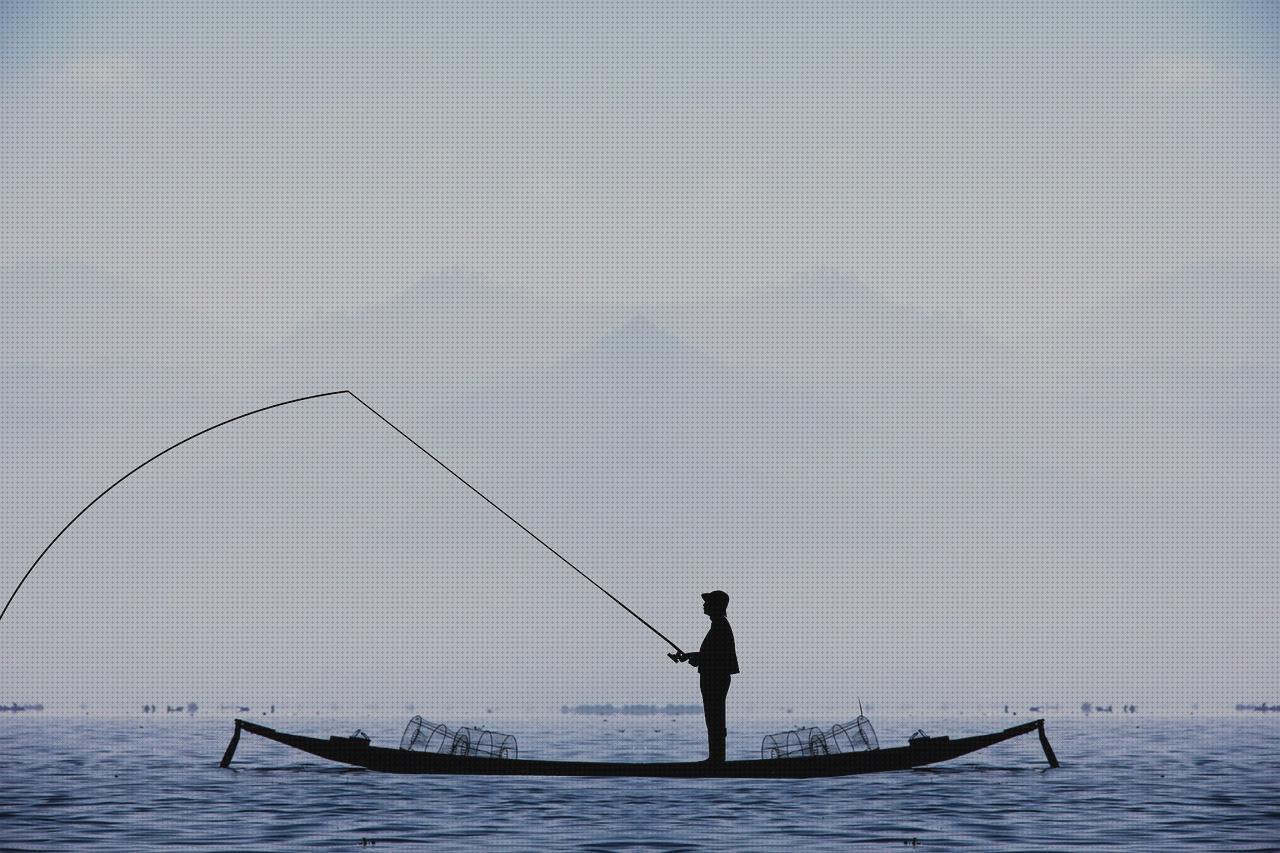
[{"x1": 1, "y1": 390, "x2": 685, "y2": 655}]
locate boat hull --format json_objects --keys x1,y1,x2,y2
[{"x1": 223, "y1": 718, "x2": 1055, "y2": 778}]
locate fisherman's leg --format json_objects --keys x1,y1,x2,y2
[
  {"x1": 700, "y1": 679, "x2": 715, "y2": 758},
  {"x1": 709, "y1": 680, "x2": 728, "y2": 761},
  {"x1": 701, "y1": 675, "x2": 729, "y2": 761},
  {"x1": 707, "y1": 698, "x2": 726, "y2": 762}
]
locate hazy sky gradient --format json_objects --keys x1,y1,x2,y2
[
  {"x1": 2, "y1": 3, "x2": 1276, "y2": 318},
  {"x1": 1, "y1": 3, "x2": 1277, "y2": 713}
]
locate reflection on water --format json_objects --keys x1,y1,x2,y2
[{"x1": 1, "y1": 714, "x2": 1276, "y2": 850}]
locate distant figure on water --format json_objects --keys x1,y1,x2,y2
[{"x1": 669, "y1": 590, "x2": 739, "y2": 762}]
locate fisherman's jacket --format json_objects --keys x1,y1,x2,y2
[{"x1": 697, "y1": 617, "x2": 740, "y2": 676}]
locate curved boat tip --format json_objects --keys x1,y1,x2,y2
[
  {"x1": 220, "y1": 720, "x2": 244, "y2": 768},
  {"x1": 1036, "y1": 719, "x2": 1060, "y2": 768}
]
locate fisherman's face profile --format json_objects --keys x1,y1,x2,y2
[{"x1": 701, "y1": 590, "x2": 729, "y2": 617}]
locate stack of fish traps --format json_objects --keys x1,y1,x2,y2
[
  {"x1": 761, "y1": 715, "x2": 878, "y2": 759},
  {"x1": 399, "y1": 715, "x2": 518, "y2": 759}
]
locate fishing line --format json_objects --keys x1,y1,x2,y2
[
  {"x1": 347, "y1": 392, "x2": 683, "y2": 654},
  {"x1": 3, "y1": 391, "x2": 683, "y2": 655}
]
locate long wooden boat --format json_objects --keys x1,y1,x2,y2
[{"x1": 220, "y1": 717, "x2": 1059, "y2": 778}]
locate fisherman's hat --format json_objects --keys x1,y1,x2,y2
[{"x1": 701, "y1": 590, "x2": 730, "y2": 608}]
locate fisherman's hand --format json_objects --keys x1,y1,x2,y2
[{"x1": 668, "y1": 652, "x2": 687, "y2": 663}]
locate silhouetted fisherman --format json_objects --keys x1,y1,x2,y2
[{"x1": 669, "y1": 590, "x2": 739, "y2": 762}]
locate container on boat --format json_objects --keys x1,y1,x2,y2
[
  {"x1": 763, "y1": 714, "x2": 880, "y2": 759},
  {"x1": 827, "y1": 715, "x2": 878, "y2": 752},
  {"x1": 398, "y1": 715, "x2": 518, "y2": 759},
  {"x1": 761, "y1": 726, "x2": 832, "y2": 759},
  {"x1": 453, "y1": 727, "x2": 518, "y2": 760},
  {"x1": 400, "y1": 716, "x2": 453, "y2": 752}
]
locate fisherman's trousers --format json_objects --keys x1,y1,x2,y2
[{"x1": 700, "y1": 673, "x2": 731, "y2": 762}]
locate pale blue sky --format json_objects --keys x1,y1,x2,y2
[{"x1": 2, "y1": 2, "x2": 1276, "y2": 325}]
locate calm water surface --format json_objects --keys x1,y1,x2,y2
[{"x1": 2, "y1": 713, "x2": 1276, "y2": 850}]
